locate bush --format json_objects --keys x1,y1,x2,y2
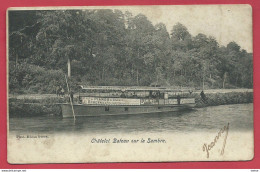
[
  {"x1": 8, "y1": 97, "x2": 66, "y2": 117},
  {"x1": 194, "y1": 91, "x2": 253, "y2": 108},
  {"x1": 9, "y1": 61, "x2": 66, "y2": 94}
]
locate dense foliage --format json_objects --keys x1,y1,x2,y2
[{"x1": 8, "y1": 10, "x2": 253, "y2": 93}]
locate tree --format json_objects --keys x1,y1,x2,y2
[
  {"x1": 8, "y1": 10, "x2": 40, "y2": 66},
  {"x1": 34, "y1": 10, "x2": 99, "y2": 78},
  {"x1": 126, "y1": 13, "x2": 156, "y2": 85},
  {"x1": 170, "y1": 23, "x2": 192, "y2": 52},
  {"x1": 171, "y1": 22, "x2": 191, "y2": 41}
]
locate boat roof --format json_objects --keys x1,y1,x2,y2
[{"x1": 79, "y1": 85, "x2": 194, "y2": 92}]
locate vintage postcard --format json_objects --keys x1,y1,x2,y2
[{"x1": 7, "y1": 5, "x2": 253, "y2": 163}]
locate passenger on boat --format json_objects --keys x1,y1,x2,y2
[
  {"x1": 120, "y1": 92, "x2": 126, "y2": 98},
  {"x1": 60, "y1": 88, "x2": 65, "y2": 97},
  {"x1": 200, "y1": 90, "x2": 207, "y2": 103},
  {"x1": 56, "y1": 86, "x2": 61, "y2": 97},
  {"x1": 69, "y1": 91, "x2": 74, "y2": 102},
  {"x1": 177, "y1": 95, "x2": 181, "y2": 105}
]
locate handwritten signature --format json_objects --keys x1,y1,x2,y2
[{"x1": 203, "y1": 123, "x2": 229, "y2": 158}]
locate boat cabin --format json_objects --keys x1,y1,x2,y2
[{"x1": 77, "y1": 86, "x2": 195, "y2": 106}]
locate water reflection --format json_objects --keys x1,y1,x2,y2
[{"x1": 9, "y1": 104, "x2": 253, "y2": 134}]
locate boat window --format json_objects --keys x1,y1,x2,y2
[{"x1": 105, "y1": 106, "x2": 109, "y2": 111}]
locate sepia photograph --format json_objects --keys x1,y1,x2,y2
[{"x1": 7, "y1": 5, "x2": 253, "y2": 163}]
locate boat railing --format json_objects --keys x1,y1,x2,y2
[
  {"x1": 78, "y1": 94, "x2": 193, "y2": 99},
  {"x1": 78, "y1": 95, "x2": 195, "y2": 106},
  {"x1": 78, "y1": 92, "x2": 194, "y2": 98}
]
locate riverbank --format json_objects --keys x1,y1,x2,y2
[
  {"x1": 194, "y1": 91, "x2": 253, "y2": 108},
  {"x1": 8, "y1": 97, "x2": 67, "y2": 117},
  {"x1": 8, "y1": 89, "x2": 253, "y2": 117},
  {"x1": 9, "y1": 89, "x2": 253, "y2": 100}
]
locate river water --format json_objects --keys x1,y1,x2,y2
[{"x1": 9, "y1": 103, "x2": 253, "y2": 135}]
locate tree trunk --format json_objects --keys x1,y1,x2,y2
[
  {"x1": 90, "y1": 44, "x2": 93, "y2": 57},
  {"x1": 136, "y1": 69, "x2": 139, "y2": 86},
  {"x1": 15, "y1": 54, "x2": 18, "y2": 67},
  {"x1": 156, "y1": 73, "x2": 159, "y2": 85},
  {"x1": 251, "y1": 72, "x2": 253, "y2": 87},
  {"x1": 223, "y1": 72, "x2": 227, "y2": 89},
  {"x1": 68, "y1": 58, "x2": 71, "y2": 78},
  {"x1": 202, "y1": 65, "x2": 206, "y2": 90},
  {"x1": 131, "y1": 64, "x2": 134, "y2": 78},
  {"x1": 136, "y1": 47, "x2": 140, "y2": 86},
  {"x1": 235, "y1": 74, "x2": 239, "y2": 86},
  {"x1": 102, "y1": 67, "x2": 105, "y2": 80},
  {"x1": 202, "y1": 74, "x2": 205, "y2": 90}
]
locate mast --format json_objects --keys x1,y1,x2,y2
[
  {"x1": 68, "y1": 58, "x2": 71, "y2": 78},
  {"x1": 65, "y1": 75, "x2": 75, "y2": 121}
]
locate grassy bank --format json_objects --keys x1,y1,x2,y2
[
  {"x1": 8, "y1": 91, "x2": 253, "y2": 117},
  {"x1": 9, "y1": 97, "x2": 67, "y2": 117},
  {"x1": 194, "y1": 91, "x2": 253, "y2": 108}
]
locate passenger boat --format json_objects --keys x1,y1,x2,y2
[{"x1": 60, "y1": 86, "x2": 196, "y2": 118}]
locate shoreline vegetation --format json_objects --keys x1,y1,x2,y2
[{"x1": 9, "y1": 89, "x2": 253, "y2": 117}]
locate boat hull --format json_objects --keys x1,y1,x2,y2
[{"x1": 60, "y1": 104, "x2": 195, "y2": 118}]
